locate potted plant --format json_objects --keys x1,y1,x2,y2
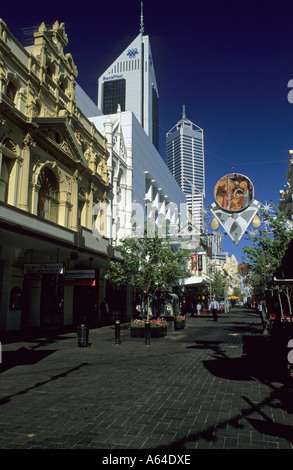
[
  {"x1": 150, "y1": 318, "x2": 168, "y2": 337},
  {"x1": 130, "y1": 318, "x2": 169, "y2": 338},
  {"x1": 130, "y1": 319, "x2": 146, "y2": 337},
  {"x1": 175, "y1": 315, "x2": 186, "y2": 330}
]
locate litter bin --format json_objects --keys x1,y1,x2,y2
[{"x1": 77, "y1": 323, "x2": 89, "y2": 347}]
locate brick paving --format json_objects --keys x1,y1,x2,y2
[{"x1": 0, "y1": 308, "x2": 293, "y2": 451}]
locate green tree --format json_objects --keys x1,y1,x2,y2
[
  {"x1": 105, "y1": 226, "x2": 191, "y2": 319},
  {"x1": 211, "y1": 269, "x2": 225, "y2": 300},
  {"x1": 242, "y1": 207, "x2": 293, "y2": 311},
  {"x1": 233, "y1": 286, "x2": 242, "y2": 301}
]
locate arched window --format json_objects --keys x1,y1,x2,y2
[
  {"x1": 45, "y1": 61, "x2": 55, "y2": 80},
  {"x1": 35, "y1": 100, "x2": 42, "y2": 117},
  {"x1": 37, "y1": 167, "x2": 59, "y2": 223},
  {"x1": 0, "y1": 138, "x2": 16, "y2": 203},
  {"x1": 0, "y1": 156, "x2": 12, "y2": 202},
  {"x1": 6, "y1": 80, "x2": 18, "y2": 102},
  {"x1": 58, "y1": 76, "x2": 67, "y2": 93}
]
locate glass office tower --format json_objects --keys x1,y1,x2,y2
[{"x1": 166, "y1": 106, "x2": 205, "y2": 230}]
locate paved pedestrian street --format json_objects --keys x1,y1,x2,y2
[{"x1": 0, "y1": 308, "x2": 293, "y2": 452}]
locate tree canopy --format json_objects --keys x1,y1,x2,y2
[
  {"x1": 242, "y1": 207, "x2": 293, "y2": 300},
  {"x1": 105, "y1": 229, "x2": 191, "y2": 298},
  {"x1": 211, "y1": 269, "x2": 225, "y2": 300}
]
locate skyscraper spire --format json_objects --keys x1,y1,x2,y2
[
  {"x1": 140, "y1": 2, "x2": 144, "y2": 34},
  {"x1": 182, "y1": 104, "x2": 186, "y2": 120}
]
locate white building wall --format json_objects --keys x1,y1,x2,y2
[
  {"x1": 75, "y1": 83, "x2": 103, "y2": 117},
  {"x1": 90, "y1": 110, "x2": 187, "y2": 240}
]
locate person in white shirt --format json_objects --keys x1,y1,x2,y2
[
  {"x1": 196, "y1": 302, "x2": 201, "y2": 316},
  {"x1": 209, "y1": 297, "x2": 219, "y2": 322}
]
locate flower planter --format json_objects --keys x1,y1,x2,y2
[
  {"x1": 130, "y1": 328, "x2": 145, "y2": 338},
  {"x1": 151, "y1": 327, "x2": 167, "y2": 338},
  {"x1": 130, "y1": 327, "x2": 167, "y2": 338},
  {"x1": 130, "y1": 318, "x2": 169, "y2": 338},
  {"x1": 175, "y1": 321, "x2": 185, "y2": 330},
  {"x1": 162, "y1": 316, "x2": 174, "y2": 332},
  {"x1": 175, "y1": 315, "x2": 186, "y2": 330}
]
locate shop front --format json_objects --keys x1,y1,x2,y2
[
  {"x1": 22, "y1": 263, "x2": 65, "y2": 329},
  {"x1": 0, "y1": 211, "x2": 121, "y2": 333},
  {"x1": 182, "y1": 276, "x2": 212, "y2": 315}
]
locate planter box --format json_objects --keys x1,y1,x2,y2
[
  {"x1": 151, "y1": 327, "x2": 167, "y2": 338},
  {"x1": 130, "y1": 328, "x2": 145, "y2": 338},
  {"x1": 162, "y1": 316, "x2": 174, "y2": 332},
  {"x1": 175, "y1": 321, "x2": 185, "y2": 330},
  {"x1": 130, "y1": 327, "x2": 167, "y2": 338}
]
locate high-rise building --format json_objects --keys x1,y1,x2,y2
[
  {"x1": 166, "y1": 106, "x2": 205, "y2": 230},
  {"x1": 97, "y1": 3, "x2": 159, "y2": 150}
]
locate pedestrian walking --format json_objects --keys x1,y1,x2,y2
[
  {"x1": 196, "y1": 302, "x2": 201, "y2": 316},
  {"x1": 209, "y1": 297, "x2": 219, "y2": 321},
  {"x1": 257, "y1": 300, "x2": 268, "y2": 331},
  {"x1": 191, "y1": 299, "x2": 195, "y2": 317},
  {"x1": 257, "y1": 301, "x2": 265, "y2": 324}
]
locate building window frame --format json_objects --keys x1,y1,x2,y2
[{"x1": 37, "y1": 166, "x2": 59, "y2": 223}]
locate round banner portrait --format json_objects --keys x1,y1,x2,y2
[{"x1": 214, "y1": 173, "x2": 254, "y2": 212}]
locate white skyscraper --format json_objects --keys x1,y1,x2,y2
[
  {"x1": 166, "y1": 106, "x2": 205, "y2": 230},
  {"x1": 97, "y1": 3, "x2": 159, "y2": 150},
  {"x1": 76, "y1": 4, "x2": 186, "y2": 243}
]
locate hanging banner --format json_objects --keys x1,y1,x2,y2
[
  {"x1": 210, "y1": 173, "x2": 260, "y2": 245},
  {"x1": 214, "y1": 173, "x2": 254, "y2": 212}
]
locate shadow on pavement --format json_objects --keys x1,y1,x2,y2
[
  {"x1": 0, "y1": 347, "x2": 56, "y2": 373},
  {"x1": 0, "y1": 362, "x2": 89, "y2": 406},
  {"x1": 246, "y1": 418, "x2": 293, "y2": 443},
  {"x1": 160, "y1": 316, "x2": 293, "y2": 449}
]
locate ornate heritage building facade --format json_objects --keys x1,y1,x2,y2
[{"x1": 0, "y1": 20, "x2": 122, "y2": 331}]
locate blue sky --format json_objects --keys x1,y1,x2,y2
[{"x1": 2, "y1": 0, "x2": 293, "y2": 261}]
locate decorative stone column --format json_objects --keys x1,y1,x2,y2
[
  {"x1": 18, "y1": 132, "x2": 35, "y2": 211},
  {"x1": 70, "y1": 170, "x2": 80, "y2": 232}
]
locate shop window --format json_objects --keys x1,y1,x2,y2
[
  {"x1": 10, "y1": 287, "x2": 22, "y2": 310},
  {"x1": 37, "y1": 167, "x2": 59, "y2": 223}
]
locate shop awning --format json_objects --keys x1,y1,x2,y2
[{"x1": 182, "y1": 276, "x2": 211, "y2": 286}]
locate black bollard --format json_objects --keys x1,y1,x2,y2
[
  {"x1": 77, "y1": 323, "x2": 89, "y2": 347},
  {"x1": 145, "y1": 320, "x2": 150, "y2": 346},
  {"x1": 115, "y1": 319, "x2": 121, "y2": 345}
]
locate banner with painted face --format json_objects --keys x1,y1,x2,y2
[
  {"x1": 214, "y1": 173, "x2": 254, "y2": 212},
  {"x1": 210, "y1": 174, "x2": 260, "y2": 245}
]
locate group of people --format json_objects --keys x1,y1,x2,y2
[
  {"x1": 101, "y1": 296, "x2": 222, "y2": 324},
  {"x1": 191, "y1": 298, "x2": 220, "y2": 321}
]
